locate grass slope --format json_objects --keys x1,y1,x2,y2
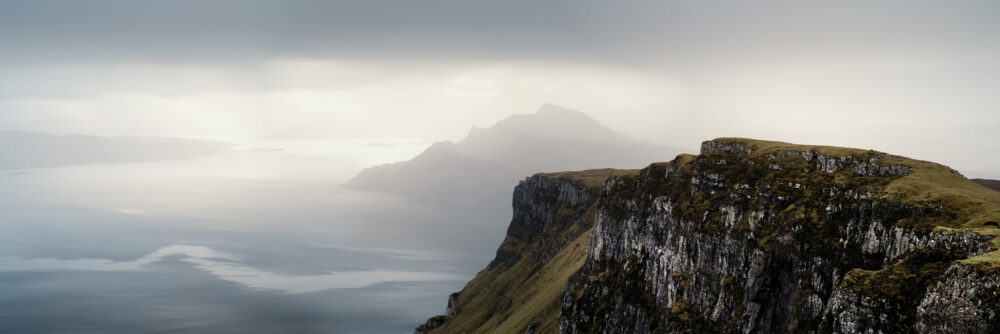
[
  {"x1": 430, "y1": 227, "x2": 592, "y2": 334},
  {"x1": 711, "y1": 138, "x2": 1000, "y2": 266},
  {"x1": 429, "y1": 170, "x2": 634, "y2": 334},
  {"x1": 712, "y1": 138, "x2": 1000, "y2": 229}
]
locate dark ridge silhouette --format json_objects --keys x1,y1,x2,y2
[
  {"x1": 972, "y1": 178, "x2": 1000, "y2": 192},
  {"x1": 0, "y1": 131, "x2": 232, "y2": 170}
]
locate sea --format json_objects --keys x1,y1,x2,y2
[{"x1": 0, "y1": 138, "x2": 511, "y2": 333}]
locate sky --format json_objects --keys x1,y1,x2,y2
[{"x1": 1, "y1": 0, "x2": 999, "y2": 177}]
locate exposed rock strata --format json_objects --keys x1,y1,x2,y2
[
  {"x1": 562, "y1": 139, "x2": 998, "y2": 333},
  {"x1": 420, "y1": 138, "x2": 1000, "y2": 333},
  {"x1": 417, "y1": 170, "x2": 613, "y2": 334}
]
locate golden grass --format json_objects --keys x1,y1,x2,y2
[
  {"x1": 712, "y1": 138, "x2": 1000, "y2": 229},
  {"x1": 428, "y1": 228, "x2": 593, "y2": 334},
  {"x1": 535, "y1": 168, "x2": 639, "y2": 189},
  {"x1": 709, "y1": 137, "x2": 878, "y2": 157}
]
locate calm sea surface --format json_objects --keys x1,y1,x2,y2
[{"x1": 0, "y1": 139, "x2": 510, "y2": 333}]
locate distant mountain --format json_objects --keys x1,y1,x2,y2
[
  {"x1": 343, "y1": 104, "x2": 689, "y2": 207},
  {"x1": 972, "y1": 179, "x2": 1000, "y2": 192},
  {"x1": 0, "y1": 131, "x2": 232, "y2": 170}
]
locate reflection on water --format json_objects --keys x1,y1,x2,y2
[
  {"x1": 0, "y1": 244, "x2": 466, "y2": 293},
  {"x1": 0, "y1": 138, "x2": 512, "y2": 333}
]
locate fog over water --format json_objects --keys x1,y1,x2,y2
[
  {"x1": 2, "y1": 2, "x2": 998, "y2": 333},
  {"x1": 0, "y1": 138, "x2": 509, "y2": 333}
]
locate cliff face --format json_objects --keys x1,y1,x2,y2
[
  {"x1": 418, "y1": 169, "x2": 634, "y2": 334},
  {"x1": 562, "y1": 139, "x2": 1000, "y2": 333},
  {"x1": 421, "y1": 138, "x2": 1000, "y2": 333}
]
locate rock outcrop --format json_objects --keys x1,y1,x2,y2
[
  {"x1": 421, "y1": 138, "x2": 1000, "y2": 333},
  {"x1": 416, "y1": 169, "x2": 629, "y2": 333}
]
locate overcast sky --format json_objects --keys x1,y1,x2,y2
[{"x1": 1, "y1": 1, "x2": 998, "y2": 176}]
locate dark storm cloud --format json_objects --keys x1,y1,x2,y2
[
  {"x1": 0, "y1": 0, "x2": 593, "y2": 65},
  {"x1": 2, "y1": 0, "x2": 998, "y2": 67}
]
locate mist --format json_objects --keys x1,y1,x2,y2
[
  {"x1": 1, "y1": 1, "x2": 999, "y2": 333},
  {"x1": 2, "y1": 1, "x2": 998, "y2": 175},
  {"x1": 0, "y1": 138, "x2": 512, "y2": 332}
]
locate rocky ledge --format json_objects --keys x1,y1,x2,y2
[{"x1": 421, "y1": 138, "x2": 1000, "y2": 333}]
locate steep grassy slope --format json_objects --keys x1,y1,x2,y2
[{"x1": 416, "y1": 169, "x2": 635, "y2": 334}]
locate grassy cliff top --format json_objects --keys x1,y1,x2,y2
[
  {"x1": 534, "y1": 168, "x2": 639, "y2": 189},
  {"x1": 534, "y1": 138, "x2": 1000, "y2": 265},
  {"x1": 701, "y1": 138, "x2": 1000, "y2": 230},
  {"x1": 706, "y1": 137, "x2": 891, "y2": 157},
  {"x1": 533, "y1": 138, "x2": 1000, "y2": 231},
  {"x1": 701, "y1": 138, "x2": 1000, "y2": 267}
]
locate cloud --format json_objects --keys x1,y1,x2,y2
[
  {"x1": 0, "y1": 245, "x2": 466, "y2": 293},
  {"x1": 0, "y1": 1, "x2": 997, "y2": 173},
  {"x1": 0, "y1": 61, "x2": 689, "y2": 140},
  {"x1": 320, "y1": 244, "x2": 460, "y2": 262},
  {"x1": 2, "y1": 1, "x2": 997, "y2": 67}
]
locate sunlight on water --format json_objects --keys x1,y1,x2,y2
[
  {"x1": 0, "y1": 137, "x2": 509, "y2": 333},
  {"x1": 0, "y1": 244, "x2": 466, "y2": 293}
]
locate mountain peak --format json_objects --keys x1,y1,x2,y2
[
  {"x1": 344, "y1": 104, "x2": 688, "y2": 207},
  {"x1": 531, "y1": 103, "x2": 597, "y2": 123},
  {"x1": 473, "y1": 104, "x2": 614, "y2": 143},
  {"x1": 536, "y1": 103, "x2": 581, "y2": 115}
]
